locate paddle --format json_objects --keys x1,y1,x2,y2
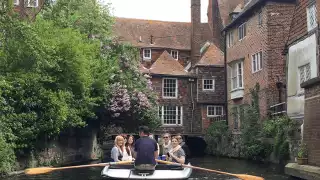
[
  {"x1": 156, "y1": 159, "x2": 264, "y2": 180},
  {"x1": 24, "y1": 160, "x2": 133, "y2": 175}
]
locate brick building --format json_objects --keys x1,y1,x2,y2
[
  {"x1": 284, "y1": 0, "x2": 320, "y2": 168},
  {"x1": 113, "y1": 0, "x2": 226, "y2": 135},
  {"x1": 13, "y1": 0, "x2": 43, "y2": 19},
  {"x1": 222, "y1": 0, "x2": 296, "y2": 131}
]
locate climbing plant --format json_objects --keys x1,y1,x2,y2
[{"x1": 205, "y1": 121, "x2": 231, "y2": 156}]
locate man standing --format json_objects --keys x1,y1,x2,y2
[{"x1": 134, "y1": 126, "x2": 158, "y2": 170}]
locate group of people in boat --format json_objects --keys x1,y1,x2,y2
[{"x1": 111, "y1": 126, "x2": 190, "y2": 170}]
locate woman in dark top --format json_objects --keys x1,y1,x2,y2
[{"x1": 125, "y1": 135, "x2": 135, "y2": 160}]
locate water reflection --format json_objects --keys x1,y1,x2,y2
[{"x1": 4, "y1": 156, "x2": 291, "y2": 180}]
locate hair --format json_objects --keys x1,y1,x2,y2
[
  {"x1": 125, "y1": 135, "x2": 135, "y2": 154},
  {"x1": 114, "y1": 135, "x2": 125, "y2": 150},
  {"x1": 171, "y1": 136, "x2": 179, "y2": 142},
  {"x1": 139, "y1": 126, "x2": 150, "y2": 135},
  {"x1": 163, "y1": 133, "x2": 171, "y2": 138}
]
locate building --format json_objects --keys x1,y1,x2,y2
[
  {"x1": 13, "y1": 0, "x2": 43, "y2": 19},
  {"x1": 113, "y1": 0, "x2": 226, "y2": 135},
  {"x1": 284, "y1": 0, "x2": 320, "y2": 174},
  {"x1": 222, "y1": 0, "x2": 296, "y2": 131}
]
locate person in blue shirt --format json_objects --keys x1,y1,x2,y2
[{"x1": 134, "y1": 126, "x2": 158, "y2": 170}]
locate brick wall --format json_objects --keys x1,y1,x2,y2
[
  {"x1": 140, "y1": 48, "x2": 190, "y2": 68},
  {"x1": 226, "y1": 1, "x2": 295, "y2": 129},
  {"x1": 196, "y1": 66, "x2": 225, "y2": 104},
  {"x1": 14, "y1": 0, "x2": 44, "y2": 19},
  {"x1": 150, "y1": 76, "x2": 201, "y2": 134},
  {"x1": 303, "y1": 79, "x2": 320, "y2": 166}
]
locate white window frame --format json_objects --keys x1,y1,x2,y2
[
  {"x1": 307, "y1": 4, "x2": 317, "y2": 32},
  {"x1": 143, "y1": 48, "x2": 151, "y2": 60},
  {"x1": 207, "y1": 106, "x2": 224, "y2": 117},
  {"x1": 162, "y1": 78, "x2": 178, "y2": 99},
  {"x1": 238, "y1": 23, "x2": 246, "y2": 40},
  {"x1": 231, "y1": 61, "x2": 244, "y2": 90},
  {"x1": 171, "y1": 50, "x2": 179, "y2": 60},
  {"x1": 26, "y1": 0, "x2": 39, "y2": 7},
  {"x1": 298, "y1": 63, "x2": 311, "y2": 94},
  {"x1": 252, "y1": 51, "x2": 262, "y2": 73},
  {"x1": 202, "y1": 79, "x2": 215, "y2": 91},
  {"x1": 158, "y1": 106, "x2": 183, "y2": 126},
  {"x1": 227, "y1": 31, "x2": 234, "y2": 48},
  {"x1": 14, "y1": 0, "x2": 19, "y2": 5}
]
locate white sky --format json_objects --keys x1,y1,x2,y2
[{"x1": 102, "y1": 0, "x2": 209, "y2": 22}]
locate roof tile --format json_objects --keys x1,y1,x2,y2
[{"x1": 196, "y1": 43, "x2": 224, "y2": 66}]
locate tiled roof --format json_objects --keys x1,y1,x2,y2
[
  {"x1": 196, "y1": 43, "x2": 224, "y2": 66},
  {"x1": 113, "y1": 17, "x2": 213, "y2": 50},
  {"x1": 149, "y1": 51, "x2": 189, "y2": 76},
  {"x1": 139, "y1": 64, "x2": 150, "y2": 74}
]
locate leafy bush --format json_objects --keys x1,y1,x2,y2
[{"x1": 205, "y1": 121, "x2": 230, "y2": 156}]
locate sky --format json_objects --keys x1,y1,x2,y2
[{"x1": 102, "y1": 0, "x2": 209, "y2": 22}]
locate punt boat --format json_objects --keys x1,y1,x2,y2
[{"x1": 101, "y1": 163, "x2": 192, "y2": 179}]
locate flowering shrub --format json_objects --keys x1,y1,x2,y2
[{"x1": 108, "y1": 83, "x2": 131, "y2": 117}]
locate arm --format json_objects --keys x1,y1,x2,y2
[
  {"x1": 111, "y1": 147, "x2": 120, "y2": 162},
  {"x1": 154, "y1": 141, "x2": 159, "y2": 159},
  {"x1": 171, "y1": 149, "x2": 185, "y2": 164}
]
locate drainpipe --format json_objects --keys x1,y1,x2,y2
[
  {"x1": 223, "y1": 32, "x2": 229, "y2": 126},
  {"x1": 189, "y1": 78, "x2": 195, "y2": 133}
]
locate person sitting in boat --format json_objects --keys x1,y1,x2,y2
[
  {"x1": 167, "y1": 136, "x2": 186, "y2": 164},
  {"x1": 161, "y1": 133, "x2": 172, "y2": 156},
  {"x1": 176, "y1": 134, "x2": 190, "y2": 163},
  {"x1": 111, "y1": 135, "x2": 125, "y2": 162},
  {"x1": 134, "y1": 126, "x2": 158, "y2": 170},
  {"x1": 124, "y1": 135, "x2": 135, "y2": 161}
]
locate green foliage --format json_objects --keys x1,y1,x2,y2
[
  {"x1": 205, "y1": 121, "x2": 231, "y2": 156},
  {"x1": 297, "y1": 143, "x2": 308, "y2": 158},
  {"x1": 0, "y1": 0, "x2": 160, "y2": 174}
]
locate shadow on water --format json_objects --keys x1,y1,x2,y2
[{"x1": 4, "y1": 156, "x2": 297, "y2": 180}]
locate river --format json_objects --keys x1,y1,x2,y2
[{"x1": 4, "y1": 156, "x2": 292, "y2": 180}]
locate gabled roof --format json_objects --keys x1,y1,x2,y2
[
  {"x1": 149, "y1": 51, "x2": 189, "y2": 76},
  {"x1": 231, "y1": 4, "x2": 243, "y2": 14},
  {"x1": 113, "y1": 17, "x2": 213, "y2": 50},
  {"x1": 196, "y1": 43, "x2": 224, "y2": 66}
]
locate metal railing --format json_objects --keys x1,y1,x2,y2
[
  {"x1": 208, "y1": 114, "x2": 226, "y2": 122},
  {"x1": 269, "y1": 102, "x2": 286, "y2": 116}
]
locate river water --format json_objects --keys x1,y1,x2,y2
[{"x1": 4, "y1": 156, "x2": 292, "y2": 180}]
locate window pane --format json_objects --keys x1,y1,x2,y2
[
  {"x1": 163, "y1": 79, "x2": 177, "y2": 97},
  {"x1": 163, "y1": 106, "x2": 176, "y2": 124},
  {"x1": 216, "y1": 106, "x2": 223, "y2": 115}
]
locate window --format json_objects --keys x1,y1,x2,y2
[
  {"x1": 162, "y1": 78, "x2": 178, "y2": 98},
  {"x1": 299, "y1": 63, "x2": 311, "y2": 84},
  {"x1": 207, "y1": 106, "x2": 223, "y2": 117},
  {"x1": 171, "y1": 50, "x2": 179, "y2": 60},
  {"x1": 238, "y1": 23, "x2": 246, "y2": 40},
  {"x1": 158, "y1": 106, "x2": 183, "y2": 125},
  {"x1": 258, "y1": 12, "x2": 262, "y2": 25},
  {"x1": 307, "y1": 4, "x2": 317, "y2": 31},
  {"x1": 231, "y1": 62, "x2": 243, "y2": 90},
  {"x1": 14, "y1": 0, "x2": 19, "y2": 5},
  {"x1": 143, "y1": 48, "x2": 151, "y2": 59},
  {"x1": 203, "y1": 79, "x2": 215, "y2": 90},
  {"x1": 25, "y1": 0, "x2": 38, "y2": 7},
  {"x1": 227, "y1": 31, "x2": 234, "y2": 48},
  {"x1": 252, "y1": 51, "x2": 262, "y2": 73}
]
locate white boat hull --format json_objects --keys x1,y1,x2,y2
[{"x1": 101, "y1": 163, "x2": 193, "y2": 179}]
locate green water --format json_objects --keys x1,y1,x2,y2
[{"x1": 4, "y1": 156, "x2": 293, "y2": 180}]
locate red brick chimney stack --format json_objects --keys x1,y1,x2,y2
[{"x1": 191, "y1": 0, "x2": 202, "y2": 67}]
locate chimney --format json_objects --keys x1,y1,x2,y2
[{"x1": 191, "y1": 0, "x2": 202, "y2": 67}]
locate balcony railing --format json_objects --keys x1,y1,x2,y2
[{"x1": 269, "y1": 102, "x2": 286, "y2": 116}]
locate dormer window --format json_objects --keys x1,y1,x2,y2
[
  {"x1": 171, "y1": 50, "x2": 179, "y2": 60},
  {"x1": 25, "y1": 0, "x2": 39, "y2": 7},
  {"x1": 143, "y1": 48, "x2": 151, "y2": 60}
]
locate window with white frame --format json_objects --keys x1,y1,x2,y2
[
  {"x1": 238, "y1": 23, "x2": 246, "y2": 40},
  {"x1": 162, "y1": 78, "x2": 178, "y2": 98},
  {"x1": 298, "y1": 63, "x2": 311, "y2": 93},
  {"x1": 25, "y1": 0, "x2": 39, "y2": 7},
  {"x1": 307, "y1": 4, "x2": 317, "y2": 31},
  {"x1": 143, "y1": 48, "x2": 151, "y2": 59},
  {"x1": 158, "y1": 106, "x2": 183, "y2": 125},
  {"x1": 207, "y1": 106, "x2": 223, "y2": 117},
  {"x1": 14, "y1": 0, "x2": 19, "y2": 5},
  {"x1": 227, "y1": 31, "x2": 234, "y2": 48},
  {"x1": 252, "y1": 51, "x2": 262, "y2": 73},
  {"x1": 231, "y1": 61, "x2": 243, "y2": 90},
  {"x1": 203, "y1": 79, "x2": 215, "y2": 90},
  {"x1": 171, "y1": 50, "x2": 179, "y2": 60}
]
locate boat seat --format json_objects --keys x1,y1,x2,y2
[{"x1": 109, "y1": 164, "x2": 184, "y2": 170}]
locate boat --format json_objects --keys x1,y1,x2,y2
[{"x1": 101, "y1": 162, "x2": 193, "y2": 179}]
